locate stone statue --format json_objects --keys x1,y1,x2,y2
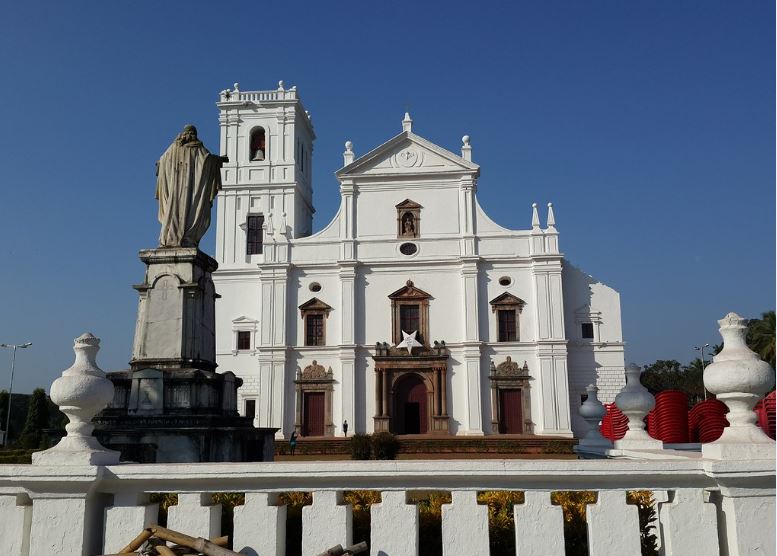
[{"x1": 155, "y1": 125, "x2": 228, "y2": 248}]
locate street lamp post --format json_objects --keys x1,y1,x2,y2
[
  {"x1": 695, "y1": 343, "x2": 711, "y2": 401},
  {"x1": 0, "y1": 342, "x2": 32, "y2": 447}
]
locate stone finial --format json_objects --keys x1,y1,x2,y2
[
  {"x1": 233, "y1": 82, "x2": 240, "y2": 92},
  {"x1": 461, "y1": 135, "x2": 472, "y2": 162},
  {"x1": 531, "y1": 203, "x2": 541, "y2": 229},
  {"x1": 343, "y1": 140, "x2": 355, "y2": 165},
  {"x1": 277, "y1": 80, "x2": 285, "y2": 91},
  {"x1": 402, "y1": 112, "x2": 413, "y2": 133},
  {"x1": 703, "y1": 312, "x2": 775, "y2": 459},
  {"x1": 279, "y1": 212, "x2": 288, "y2": 237},
  {"x1": 264, "y1": 212, "x2": 274, "y2": 235},
  {"x1": 546, "y1": 202, "x2": 557, "y2": 231},
  {"x1": 614, "y1": 363, "x2": 662, "y2": 450},
  {"x1": 579, "y1": 384, "x2": 612, "y2": 449},
  {"x1": 32, "y1": 333, "x2": 119, "y2": 465}
]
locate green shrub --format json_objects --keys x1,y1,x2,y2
[
  {"x1": 350, "y1": 433, "x2": 372, "y2": 460},
  {"x1": 371, "y1": 432, "x2": 399, "y2": 460}
]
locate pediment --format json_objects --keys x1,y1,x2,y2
[
  {"x1": 489, "y1": 292, "x2": 526, "y2": 309},
  {"x1": 388, "y1": 280, "x2": 432, "y2": 300},
  {"x1": 396, "y1": 198, "x2": 423, "y2": 209},
  {"x1": 232, "y1": 315, "x2": 258, "y2": 325},
  {"x1": 336, "y1": 131, "x2": 479, "y2": 177},
  {"x1": 298, "y1": 297, "x2": 333, "y2": 313}
]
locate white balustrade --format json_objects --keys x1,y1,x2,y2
[
  {"x1": 103, "y1": 491, "x2": 158, "y2": 554},
  {"x1": 167, "y1": 492, "x2": 221, "y2": 540},
  {"x1": 513, "y1": 491, "x2": 564, "y2": 556},
  {"x1": 233, "y1": 492, "x2": 286, "y2": 556},
  {"x1": 441, "y1": 490, "x2": 489, "y2": 555},
  {"x1": 0, "y1": 459, "x2": 773, "y2": 556},
  {"x1": 587, "y1": 490, "x2": 641, "y2": 554},
  {"x1": 302, "y1": 490, "x2": 353, "y2": 556},
  {"x1": 0, "y1": 493, "x2": 31, "y2": 556},
  {"x1": 370, "y1": 490, "x2": 418, "y2": 556}
]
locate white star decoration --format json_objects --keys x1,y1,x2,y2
[{"x1": 395, "y1": 330, "x2": 423, "y2": 353}]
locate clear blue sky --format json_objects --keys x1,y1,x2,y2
[{"x1": 0, "y1": 2, "x2": 773, "y2": 393}]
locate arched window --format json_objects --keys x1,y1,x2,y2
[{"x1": 250, "y1": 127, "x2": 266, "y2": 161}]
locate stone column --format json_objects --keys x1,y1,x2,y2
[
  {"x1": 382, "y1": 369, "x2": 390, "y2": 418},
  {"x1": 441, "y1": 367, "x2": 448, "y2": 417},
  {"x1": 374, "y1": 367, "x2": 382, "y2": 417},
  {"x1": 433, "y1": 367, "x2": 440, "y2": 416}
]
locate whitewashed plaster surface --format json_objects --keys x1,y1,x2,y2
[{"x1": 212, "y1": 85, "x2": 625, "y2": 439}]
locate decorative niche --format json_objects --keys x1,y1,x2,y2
[{"x1": 396, "y1": 199, "x2": 422, "y2": 239}]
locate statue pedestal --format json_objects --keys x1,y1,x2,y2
[
  {"x1": 92, "y1": 246, "x2": 277, "y2": 463},
  {"x1": 131, "y1": 248, "x2": 218, "y2": 372}
]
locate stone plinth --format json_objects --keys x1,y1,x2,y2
[
  {"x1": 93, "y1": 246, "x2": 276, "y2": 463},
  {"x1": 131, "y1": 247, "x2": 218, "y2": 372}
]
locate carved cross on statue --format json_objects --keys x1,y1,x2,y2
[{"x1": 395, "y1": 330, "x2": 423, "y2": 354}]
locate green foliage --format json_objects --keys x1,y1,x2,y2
[
  {"x1": 477, "y1": 491, "x2": 524, "y2": 554},
  {"x1": 627, "y1": 490, "x2": 659, "y2": 555},
  {"x1": 748, "y1": 311, "x2": 775, "y2": 369},
  {"x1": 551, "y1": 490, "x2": 596, "y2": 555},
  {"x1": 641, "y1": 359, "x2": 704, "y2": 405},
  {"x1": 18, "y1": 388, "x2": 50, "y2": 449},
  {"x1": 371, "y1": 432, "x2": 399, "y2": 460},
  {"x1": 0, "y1": 390, "x2": 8, "y2": 432},
  {"x1": 350, "y1": 433, "x2": 372, "y2": 460}
]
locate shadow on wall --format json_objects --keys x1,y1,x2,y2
[{"x1": 562, "y1": 261, "x2": 599, "y2": 437}]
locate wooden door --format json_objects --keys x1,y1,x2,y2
[
  {"x1": 499, "y1": 389, "x2": 523, "y2": 434},
  {"x1": 303, "y1": 391, "x2": 325, "y2": 436}
]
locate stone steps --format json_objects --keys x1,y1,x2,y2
[{"x1": 275, "y1": 435, "x2": 576, "y2": 457}]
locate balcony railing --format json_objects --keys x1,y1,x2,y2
[{"x1": 0, "y1": 457, "x2": 773, "y2": 555}]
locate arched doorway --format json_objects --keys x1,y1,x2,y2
[{"x1": 393, "y1": 374, "x2": 428, "y2": 434}]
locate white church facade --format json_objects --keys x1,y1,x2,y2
[{"x1": 212, "y1": 83, "x2": 625, "y2": 439}]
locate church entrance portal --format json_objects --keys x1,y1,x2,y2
[{"x1": 394, "y1": 374, "x2": 428, "y2": 434}]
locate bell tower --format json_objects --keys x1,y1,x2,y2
[{"x1": 214, "y1": 81, "x2": 315, "y2": 268}]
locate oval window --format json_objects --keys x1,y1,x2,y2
[
  {"x1": 498, "y1": 276, "x2": 512, "y2": 286},
  {"x1": 309, "y1": 282, "x2": 322, "y2": 293},
  {"x1": 399, "y1": 242, "x2": 418, "y2": 256}
]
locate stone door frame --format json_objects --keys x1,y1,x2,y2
[
  {"x1": 294, "y1": 361, "x2": 335, "y2": 437},
  {"x1": 489, "y1": 357, "x2": 533, "y2": 434},
  {"x1": 373, "y1": 350, "x2": 449, "y2": 434}
]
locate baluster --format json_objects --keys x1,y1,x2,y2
[
  {"x1": 586, "y1": 490, "x2": 640, "y2": 555},
  {"x1": 370, "y1": 491, "x2": 418, "y2": 556},
  {"x1": 103, "y1": 492, "x2": 158, "y2": 554},
  {"x1": 514, "y1": 491, "x2": 564, "y2": 556},
  {"x1": 233, "y1": 492, "x2": 286, "y2": 556},
  {"x1": 167, "y1": 493, "x2": 221, "y2": 540},
  {"x1": 302, "y1": 491, "x2": 352, "y2": 556},
  {"x1": 441, "y1": 491, "x2": 489, "y2": 556},
  {"x1": 0, "y1": 494, "x2": 31, "y2": 556},
  {"x1": 658, "y1": 489, "x2": 719, "y2": 555}
]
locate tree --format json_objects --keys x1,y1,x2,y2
[
  {"x1": 18, "y1": 388, "x2": 50, "y2": 449},
  {"x1": 0, "y1": 390, "x2": 8, "y2": 433},
  {"x1": 747, "y1": 311, "x2": 775, "y2": 369},
  {"x1": 641, "y1": 359, "x2": 705, "y2": 406}
]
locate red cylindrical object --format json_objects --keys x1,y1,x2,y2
[
  {"x1": 689, "y1": 398, "x2": 729, "y2": 443},
  {"x1": 654, "y1": 390, "x2": 689, "y2": 443}
]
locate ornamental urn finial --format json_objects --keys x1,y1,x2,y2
[
  {"x1": 578, "y1": 384, "x2": 612, "y2": 449},
  {"x1": 614, "y1": 363, "x2": 662, "y2": 450},
  {"x1": 32, "y1": 333, "x2": 119, "y2": 465},
  {"x1": 702, "y1": 312, "x2": 775, "y2": 459}
]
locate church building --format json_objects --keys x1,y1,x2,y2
[{"x1": 212, "y1": 83, "x2": 625, "y2": 439}]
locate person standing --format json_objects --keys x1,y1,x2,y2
[
  {"x1": 342, "y1": 420, "x2": 349, "y2": 437},
  {"x1": 289, "y1": 430, "x2": 298, "y2": 456}
]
